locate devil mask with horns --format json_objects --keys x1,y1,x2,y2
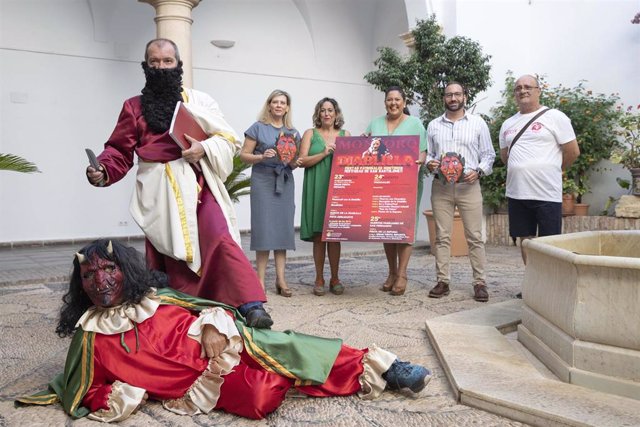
[
  {"x1": 56, "y1": 239, "x2": 167, "y2": 337},
  {"x1": 76, "y1": 241, "x2": 125, "y2": 308}
]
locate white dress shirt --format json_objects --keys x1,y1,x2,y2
[{"x1": 426, "y1": 111, "x2": 495, "y2": 175}]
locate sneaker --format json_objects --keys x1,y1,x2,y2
[
  {"x1": 245, "y1": 307, "x2": 274, "y2": 329},
  {"x1": 428, "y1": 281, "x2": 450, "y2": 298},
  {"x1": 382, "y1": 359, "x2": 432, "y2": 393}
]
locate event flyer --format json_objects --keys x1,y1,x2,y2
[{"x1": 322, "y1": 135, "x2": 420, "y2": 243}]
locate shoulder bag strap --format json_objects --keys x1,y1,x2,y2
[{"x1": 509, "y1": 108, "x2": 550, "y2": 152}]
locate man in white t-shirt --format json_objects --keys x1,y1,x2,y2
[{"x1": 499, "y1": 75, "x2": 580, "y2": 293}]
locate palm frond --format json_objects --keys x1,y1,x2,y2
[
  {"x1": 223, "y1": 155, "x2": 251, "y2": 202},
  {"x1": 0, "y1": 154, "x2": 41, "y2": 173}
]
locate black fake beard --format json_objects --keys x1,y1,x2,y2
[{"x1": 140, "y1": 62, "x2": 184, "y2": 134}]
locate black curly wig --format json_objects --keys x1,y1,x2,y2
[{"x1": 56, "y1": 239, "x2": 168, "y2": 337}]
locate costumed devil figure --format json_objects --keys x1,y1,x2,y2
[
  {"x1": 84, "y1": 38, "x2": 272, "y2": 328},
  {"x1": 16, "y1": 240, "x2": 432, "y2": 422}
]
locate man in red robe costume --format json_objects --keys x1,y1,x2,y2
[
  {"x1": 85, "y1": 39, "x2": 272, "y2": 327},
  {"x1": 17, "y1": 240, "x2": 431, "y2": 421}
]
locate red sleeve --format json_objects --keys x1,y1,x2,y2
[
  {"x1": 97, "y1": 99, "x2": 139, "y2": 185},
  {"x1": 81, "y1": 357, "x2": 112, "y2": 412}
]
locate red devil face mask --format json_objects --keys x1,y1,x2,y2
[
  {"x1": 276, "y1": 132, "x2": 298, "y2": 164},
  {"x1": 439, "y1": 152, "x2": 465, "y2": 183},
  {"x1": 80, "y1": 256, "x2": 125, "y2": 308}
]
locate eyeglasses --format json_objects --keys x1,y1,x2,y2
[
  {"x1": 514, "y1": 85, "x2": 539, "y2": 93},
  {"x1": 444, "y1": 92, "x2": 464, "y2": 98}
]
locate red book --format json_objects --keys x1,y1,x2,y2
[{"x1": 169, "y1": 102, "x2": 208, "y2": 150}]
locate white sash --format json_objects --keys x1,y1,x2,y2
[{"x1": 129, "y1": 159, "x2": 202, "y2": 274}]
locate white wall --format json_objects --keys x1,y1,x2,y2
[
  {"x1": 191, "y1": 0, "x2": 414, "y2": 235},
  {"x1": 6, "y1": 0, "x2": 632, "y2": 243},
  {"x1": 446, "y1": 0, "x2": 640, "y2": 214},
  {"x1": 452, "y1": 0, "x2": 640, "y2": 113},
  {"x1": 1, "y1": 0, "x2": 155, "y2": 242},
  {"x1": 0, "y1": 0, "x2": 415, "y2": 243}
]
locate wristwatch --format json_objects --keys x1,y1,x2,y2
[{"x1": 476, "y1": 168, "x2": 484, "y2": 178}]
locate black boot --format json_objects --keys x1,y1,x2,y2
[{"x1": 244, "y1": 307, "x2": 273, "y2": 329}]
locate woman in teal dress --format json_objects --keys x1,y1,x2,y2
[
  {"x1": 298, "y1": 98, "x2": 351, "y2": 296},
  {"x1": 365, "y1": 86, "x2": 427, "y2": 296}
]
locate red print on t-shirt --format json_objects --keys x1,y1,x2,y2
[{"x1": 531, "y1": 122, "x2": 543, "y2": 132}]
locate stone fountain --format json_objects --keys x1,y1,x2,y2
[{"x1": 519, "y1": 230, "x2": 640, "y2": 400}]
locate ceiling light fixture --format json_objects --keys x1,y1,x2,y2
[{"x1": 210, "y1": 40, "x2": 235, "y2": 49}]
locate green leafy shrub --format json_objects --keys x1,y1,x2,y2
[
  {"x1": 544, "y1": 81, "x2": 621, "y2": 203},
  {"x1": 610, "y1": 107, "x2": 640, "y2": 170},
  {"x1": 364, "y1": 15, "x2": 492, "y2": 125}
]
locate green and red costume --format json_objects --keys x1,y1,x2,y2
[{"x1": 17, "y1": 288, "x2": 395, "y2": 421}]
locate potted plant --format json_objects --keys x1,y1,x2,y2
[
  {"x1": 573, "y1": 183, "x2": 590, "y2": 216},
  {"x1": 610, "y1": 107, "x2": 640, "y2": 195},
  {"x1": 544, "y1": 80, "x2": 621, "y2": 207},
  {"x1": 423, "y1": 209, "x2": 469, "y2": 256},
  {"x1": 562, "y1": 177, "x2": 579, "y2": 216}
]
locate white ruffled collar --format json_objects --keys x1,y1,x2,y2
[{"x1": 76, "y1": 289, "x2": 160, "y2": 334}]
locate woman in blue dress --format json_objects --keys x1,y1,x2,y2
[{"x1": 240, "y1": 90, "x2": 300, "y2": 297}]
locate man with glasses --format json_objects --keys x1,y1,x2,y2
[
  {"x1": 499, "y1": 75, "x2": 580, "y2": 297},
  {"x1": 425, "y1": 82, "x2": 495, "y2": 302}
]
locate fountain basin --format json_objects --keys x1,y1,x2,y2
[{"x1": 518, "y1": 230, "x2": 640, "y2": 400}]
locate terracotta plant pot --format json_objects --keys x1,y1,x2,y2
[
  {"x1": 562, "y1": 193, "x2": 575, "y2": 216},
  {"x1": 423, "y1": 209, "x2": 469, "y2": 257},
  {"x1": 573, "y1": 203, "x2": 589, "y2": 216}
]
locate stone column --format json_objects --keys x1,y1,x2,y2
[
  {"x1": 139, "y1": 0, "x2": 201, "y2": 88},
  {"x1": 399, "y1": 32, "x2": 415, "y2": 51}
]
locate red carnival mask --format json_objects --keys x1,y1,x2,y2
[
  {"x1": 79, "y1": 255, "x2": 125, "y2": 308},
  {"x1": 276, "y1": 132, "x2": 298, "y2": 164},
  {"x1": 439, "y1": 152, "x2": 465, "y2": 183}
]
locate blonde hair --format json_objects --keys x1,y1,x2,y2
[{"x1": 257, "y1": 89, "x2": 294, "y2": 129}]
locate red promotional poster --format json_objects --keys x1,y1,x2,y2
[{"x1": 322, "y1": 135, "x2": 420, "y2": 243}]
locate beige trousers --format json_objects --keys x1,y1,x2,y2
[{"x1": 430, "y1": 178, "x2": 486, "y2": 285}]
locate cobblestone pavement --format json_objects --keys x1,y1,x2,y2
[{"x1": 0, "y1": 244, "x2": 529, "y2": 426}]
